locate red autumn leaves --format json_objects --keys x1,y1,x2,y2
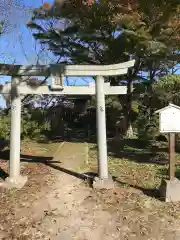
[{"x1": 40, "y1": 0, "x2": 95, "y2": 10}]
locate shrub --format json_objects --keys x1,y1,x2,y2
[
  {"x1": 136, "y1": 107, "x2": 159, "y2": 143},
  {"x1": 0, "y1": 116, "x2": 10, "y2": 140}
]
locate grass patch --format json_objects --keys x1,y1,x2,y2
[
  {"x1": 21, "y1": 140, "x2": 60, "y2": 156},
  {"x1": 87, "y1": 142, "x2": 166, "y2": 191},
  {"x1": 78, "y1": 138, "x2": 180, "y2": 192}
]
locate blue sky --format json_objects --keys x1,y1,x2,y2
[
  {"x1": 0, "y1": 0, "x2": 93, "y2": 107},
  {"x1": 0, "y1": 0, "x2": 51, "y2": 64}
]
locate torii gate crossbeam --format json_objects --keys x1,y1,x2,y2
[{"x1": 0, "y1": 60, "x2": 135, "y2": 189}]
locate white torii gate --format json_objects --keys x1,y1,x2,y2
[{"x1": 0, "y1": 60, "x2": 135, "y2": 189}]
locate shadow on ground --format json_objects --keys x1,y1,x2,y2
[
  {"x1": 1, "y1": 137, "x2": 178, "y2": 200},
  {"x1": 113, "y1": 176, "x2": 161, "y2": 199},
  {"x1": 0, "y1": 148, "x2": 163, "y2": 200},
  {"x1": 0, "y1": 149, "x2": 97, "y2": 185},
  {"x1": 46, "y1": 134, "x2": 172, "y2": 166},
  {"x1": 106, "y1": 139, "x2": 172, "y2": 165},
  {"x1": 89, "y1": 138, "x2": 180, "y2": 166}
]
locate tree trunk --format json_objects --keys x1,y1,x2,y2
[
  {"x1": 109, "y1": 74, "x2": 134, "y2": 138},
  {"x1": 125, "y1": 73, "x2": 134, "y2": 138}
]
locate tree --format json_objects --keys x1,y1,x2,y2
[
  {"x1": 152, "y1": 75, "x2": 180, "y2": 108},
  {"x1": 135, "y1": 74, "x2": 180, "y2": 141},
  {"x1": 28, "y1": 0, "x2": 180, "y2": 137}
]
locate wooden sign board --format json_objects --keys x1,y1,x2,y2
[
  {"x1": 155, "y1": 103, "x2": 180, "y2": 181},
  {"x1": 156, "y1": 103, "x2": 180, "y2": 133}
]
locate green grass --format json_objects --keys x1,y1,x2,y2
[
  {"x1": 89, "y1": 143, "x2": 166, "y2": 190},
  {"x1": 77, "y1": 139, "x2": 179, "y2": 192},
  {"x1": 21, "y1": 140, "x2": 60, "y2": 157}
]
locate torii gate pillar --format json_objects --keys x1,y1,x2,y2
[
  {"x1": 0, "y1": 76, "x2": 27, "y2": 188},
  {"x1": 93, "y1": 76, "x2": 114, "y2": 189}
]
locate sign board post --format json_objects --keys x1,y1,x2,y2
[
  {"x1": 156, "y1": 103, "x2": 180, "y2": 202},
  {"x1": 169, "y1": 133, "x2": 175, "y2": 180}
]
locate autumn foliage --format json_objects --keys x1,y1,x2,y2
[
  {"x1": 40, "y1": 2, "x2": 51, "y2": 10},
  {"x1": 40, "y1": 0, "x2": 96, "y2": 10}
]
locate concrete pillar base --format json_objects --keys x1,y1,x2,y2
[
  {"x1": 159, "y1": 178, "x2": 180, "y2": 202},
  {"x1": 93, "y1": 176, "x2": 114, "y2": 190},
  {"x1": 0, "y1": 175, "x2": 27, "y2": 189}
]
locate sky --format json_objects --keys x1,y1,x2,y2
[
  {"x1": 0, "y1": 0, "x2": 93, "y2": 107},
  {"x1": 0, "y1": 0, "x2": 51, "y2": 65}
]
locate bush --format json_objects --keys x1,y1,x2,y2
[
  {"x1": 136, "y1": 108, "x2": 159, "y2": 143},
  {"x1": 21, "y1": 118, "x2": 50, "y2": 140},
  {"x1": 0, "y1": 116, "x2": 10, "y2": 140},
  {"x1": 21, "y1": 119, "x2": 40, "y2": 139},
  {"x1": 0, "y1": 108, "x2": 51, "y2": 141}
]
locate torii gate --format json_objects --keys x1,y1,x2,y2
[{"x1": 0, "y1": 60, "x2": 135, "y2": 189}]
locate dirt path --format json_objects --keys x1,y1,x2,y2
[
  {"x1": 1, "y1": 142, "x2": 180, "y2": 239},
  {"x1": 21, "y1": 141, "x2": 94, "y2": 240},
  {"x1": 23, "y1": 142, "x2": 123, "y2": 240}
]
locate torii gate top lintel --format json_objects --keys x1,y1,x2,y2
[
  {"x1": 0, "y1": 60, "x2": 135, "y2": 77},
  {"x1": 0, "y1": 59, "x2": 135, "y2": 95}
]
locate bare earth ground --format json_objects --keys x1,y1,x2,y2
[{"x1": 1, "y1": 141, "x2": 180, "y2": 239}]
